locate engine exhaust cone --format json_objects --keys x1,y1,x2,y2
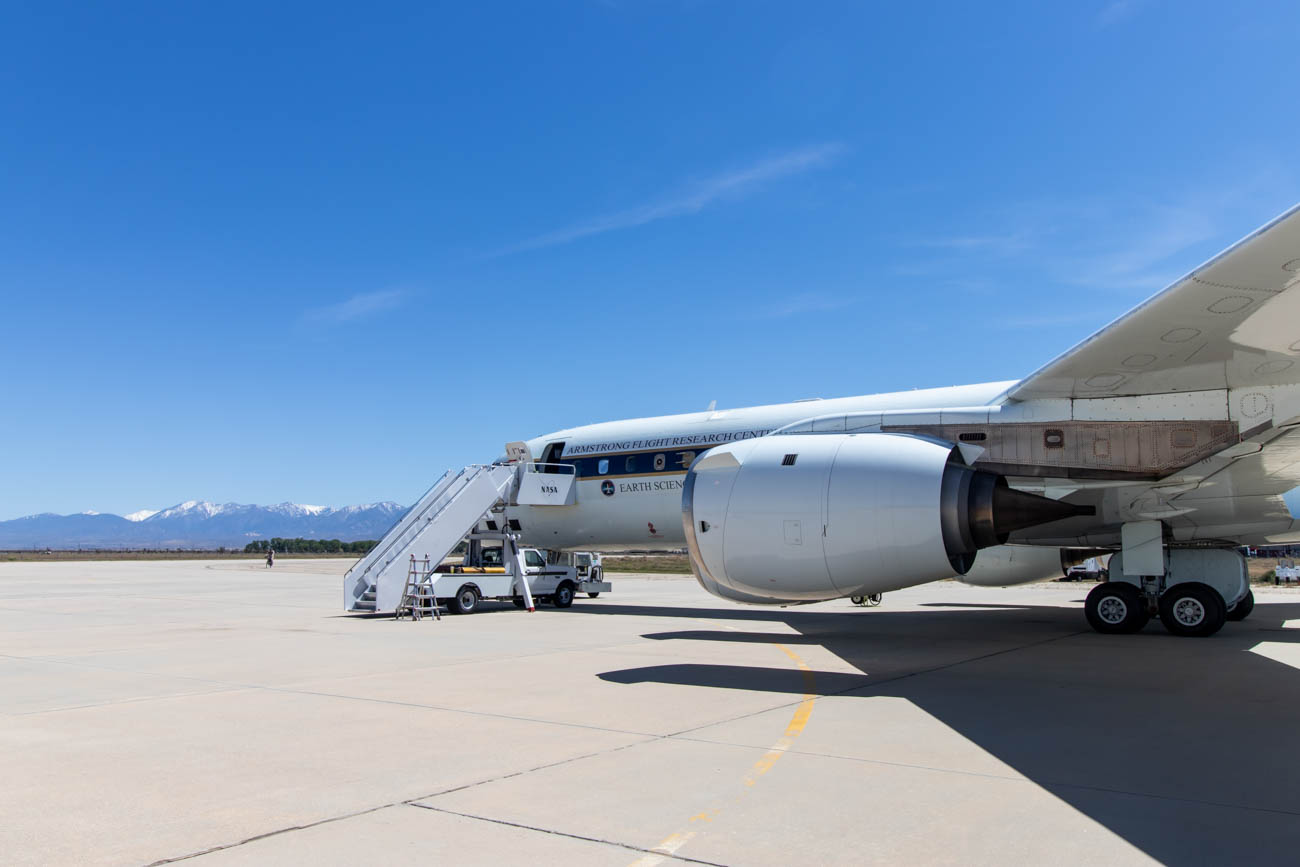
[
  {"x1": 950, "y1": 465, "x2": 1095, "y2": 556},
  {"x1": 991, "y1": 483, "x2": 1094, "y2": 537}
]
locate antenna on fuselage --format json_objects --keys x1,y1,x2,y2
[{"x1": 705, "y1": 399, "x2": 717, "y2": 411}]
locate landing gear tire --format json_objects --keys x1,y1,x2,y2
[
  {"x1": 1158, "y1": 582, "x2": 1226, "y2": 637},
  {"x1": 865, "y1": 593, "x2": 882, "y2": 606},
  {"x1": 850, "y1": 595, "x2": 866, "y2": 605},
  {"x1": 1227, "y1": 589, "x2": 1255, "y2": 622},
  {"x1": 449, "y1": 585, "x2": 479, "y2": 615},
  {"x1": 1085, "y1": 582, "x2": 1148, "y2": 634},
  {"x1": 587, "y1": 592, "x2": 600, "y2": 598},
  {"x1": 552, "y1": 582, "x2": 575, "y2": 609}
]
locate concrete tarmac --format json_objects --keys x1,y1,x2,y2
[{"x1": 3, "y1": 559, "x2": 1300, "y2": 866}]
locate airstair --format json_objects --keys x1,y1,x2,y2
[
  {"x1": 344, "y1": 464, "x2": 517, "y2": 613},
  {"x1": 343, "y1": 454, "x2": 579, "y2": 614}
]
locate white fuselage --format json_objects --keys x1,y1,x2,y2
[{"x1": 507, "y1": 381, "x2": 1014, "y2": 551}]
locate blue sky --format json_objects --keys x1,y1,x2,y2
[{"x1": 3, "y1": 1, "x2": 1299, "y2": 519}]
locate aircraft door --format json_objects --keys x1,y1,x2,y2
[{"x1": 540, "y1": 441, "x2": 566, "y2": 473}]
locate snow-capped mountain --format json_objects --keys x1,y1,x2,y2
[{"x1": 0, "y1": 501, "x2": 407, "y2": 549}]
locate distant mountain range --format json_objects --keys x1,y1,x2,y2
[{"x1": 0, "y1": 501, "x2": 408, "y2": 549}]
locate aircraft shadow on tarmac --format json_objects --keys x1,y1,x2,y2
[{"x1": 586, "y1": 599, "x2": 1300, "y2": 865}]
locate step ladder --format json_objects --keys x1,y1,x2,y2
[
  {"x1": 343, "y1": 463, "x2": 518, "y2": 613},
  {"x1": 395, "y1": 555, "x2": 443, "y2": 621}
]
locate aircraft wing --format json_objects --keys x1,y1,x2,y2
[{"x1": 1007, "y1": 203, "x2": 1300, "y2": 401}]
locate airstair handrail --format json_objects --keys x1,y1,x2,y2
[{"x1": 345, "y1": 467, "x2": 461, "y2": 581}]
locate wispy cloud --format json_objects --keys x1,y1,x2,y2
[
  {"x1": 1096, "y1": 0, "x2": 1147, "y2": 28},
  {"x1": 884, "y1": 168, "x2": 1296, "y2": 336},
  {"x1": 756, "y1": 292, "x2": 853, "y2": 319},
  {"x1": 1065, "y1": 203, "x2": 1217, "y2": 290},
  {"x1": 498, "y1": 143, "x2": 845, "y2": 255},
  {"x1": 909, "y1": 232, "x2": 1032, "y2": 255},
  {"x1": 304, "y1": 289, "x2": 408, "y2": 324}
]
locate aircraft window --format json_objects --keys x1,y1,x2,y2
[
  {"x1": 625, "y1": 455, "x2": 638, "y2": 473},
  {"x1": 598, "y1": 458, "x2": 609, "y2": 475},
  {"x1": 1044, "y1": 429, "x2": 1065, "y2": 449},
  {"x1": 679, "y1": 451, "x2": 696, "y2": 468},
  {"x1": 653, "y1": 453, "x2": 666, "y2": 471}
]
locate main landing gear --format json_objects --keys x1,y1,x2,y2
[
  {"x1": 850, "y1": 593, "x2": 883, "y2": 607},
  {"x1": 1085, "y1": 525, "x2": 1253, "y2": 638},
  {"x1": 1084, "y1": 580, "x2": 1253, "y2": 638}
]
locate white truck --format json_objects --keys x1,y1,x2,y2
[
  {"x1": 1276, "y1": 559, "x2": 1299, "y2": 584},
  {"x1": 426, "y1": 544, "x2": 611, "y2": 614},
  {"x1": 1063, "y1": 556, "x2": 1108, "y2": 582}
]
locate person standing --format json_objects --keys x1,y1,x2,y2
[{"x1": 266, "y1": 547, "x2": 275, "y2": 568}]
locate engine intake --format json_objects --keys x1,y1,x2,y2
[{"x1": 682, "y1": 433, "x2": 1092, "y2": 604}]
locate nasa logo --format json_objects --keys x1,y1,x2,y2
[{"x1": 601, "y1": 480, "x2": 615, "y2": 497}]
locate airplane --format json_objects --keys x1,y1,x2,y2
[{"x1": 494, "y1": 202, "x2": 1300, "y2": 638}]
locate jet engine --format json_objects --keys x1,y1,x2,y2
[{"x1": 682, "y1": 433, "x2": 1091, "y2": 604}]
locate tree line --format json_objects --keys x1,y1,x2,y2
[{"x1": 244, "y1": 538, "x2": 377, "y2": 554}]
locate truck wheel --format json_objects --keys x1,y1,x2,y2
[
  {"x1": 1158, "y1": 582, "x2": 1225, "y2": 637},
  {"x1": 553, "y1": 582, "x2": 575, "y2": 608},
  {"x1": 449, "y1": 585, "x2": 479, "y2": 615},
  {"x1": 512, "y1": 596, "x2": 526, "y2": 609},
  {"x1": 1226, "y1": 589, "x2": 1254, "y2": 622},
  {"x1": 1084, "y1": 582, "x2": 1147, "y2": 634}
]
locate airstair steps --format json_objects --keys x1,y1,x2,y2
[{"x1": 352, "y1": 586, "x2": 377, "y2": 611}]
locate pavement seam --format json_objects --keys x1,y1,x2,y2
[
  {"x1": 144, "y1": 737, "x2": 688, "y2": 865},
  {"x1": 0, "y1": 649, "x2": 825, "y2": 744},
  {"x1": 407, "y1": 803, "x2": 729, "y2": 866}
]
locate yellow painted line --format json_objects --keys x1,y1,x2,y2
[
  {"x1": 743, "y1": 643, "x2": 817, "y2": 786},
  {"x1": 629, "y1": 831, "x2": 696, "y2": 866},
  {"x1": 629, "y1": 638, "x2": 819, "y2": 865}
]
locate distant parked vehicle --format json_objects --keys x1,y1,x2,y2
[
  {"x1": 1276, "y1": 559, "x2": 1299, "y2": 584},
  {"x1": 1063, "y1": 557, "x2": 1107, "y2": 582}
]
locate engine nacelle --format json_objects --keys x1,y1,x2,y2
[
  {"x1": 682, "y1": 433, "x2": 1090, "y2": 604},
  {"x1": 957, "y1": 545, "x2": 1076, "y2": 587}
]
